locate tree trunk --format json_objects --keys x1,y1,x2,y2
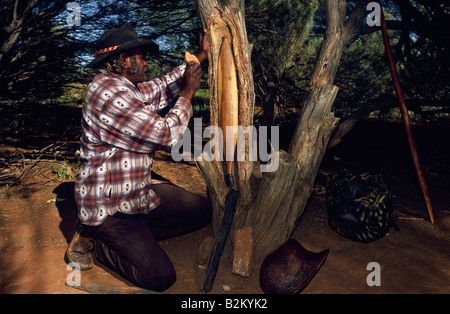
[
  {"x1": 195, "y1": 0, "x2": 257, "y2": 231},
  {"x1": 195, "y1": 0, "x2": 371, "y2": 266}
]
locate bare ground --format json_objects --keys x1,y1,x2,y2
[{"x1": 0, "y1": 102, "x2": 449, "y2": 294}]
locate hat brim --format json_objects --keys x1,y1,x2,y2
[{"x1": 90, "y1": 38, "x2": 159, "y2": 67}]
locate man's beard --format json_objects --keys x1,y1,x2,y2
[{"x1": 127, "y1": 56, "x2": 146, "y2": 83}]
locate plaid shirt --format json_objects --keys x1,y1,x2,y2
[{"x1": 75, "y1": 64, "x2": 192, "y2": 226}]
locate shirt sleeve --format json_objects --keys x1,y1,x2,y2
[
  {"x1": 94, "y1": 74, "x2": 192, "y2": 154},
  {"x1": 137, "y1": 64, "x2": 187, "y2": 112}
]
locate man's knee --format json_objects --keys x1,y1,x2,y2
[
  {"x1": 137, "y1": 263, "x2": 176, "y2": 292},
  {"x1": 193, "y1": 197, "x2": 213, "y2": 227}
]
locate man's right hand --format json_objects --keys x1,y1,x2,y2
[{"x1": 181, "y1": 61, "x2": 201, "y2": 100}]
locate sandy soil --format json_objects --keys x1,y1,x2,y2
[{"x1": 0, "y1": 117, "x2": 449, "y2": 295}]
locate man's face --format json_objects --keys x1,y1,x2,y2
[{"x1": 122, "y1": 49, "x2": 147, "y2": 84}]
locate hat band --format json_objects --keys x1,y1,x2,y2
[{"x1": 93, "y1": 44, "x2": 121, "y2": 57}]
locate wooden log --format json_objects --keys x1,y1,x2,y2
[{"x1": 232, "y1": 226, "x2": 253, "y2": 277}]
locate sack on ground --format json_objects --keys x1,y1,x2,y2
[{"x1": 326, "y1": 169, "x2": 394, "y2": 243}]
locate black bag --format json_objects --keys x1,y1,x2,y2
[{"x1": 326, "y1": 169, "x2": 394, "y2": 243}]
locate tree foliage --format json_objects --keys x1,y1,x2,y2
[
  {"x1": 319, "y1": 0, "x2": 449, "y2": 122},
  {"x1": 0, "y1": 1, "x2": 70, "y2": 97},
  {"x1": 0, "y1": 0, "x2": 448, "y2": 124},
  {"x1": 246, "y1": 0, "x2": 319, "y2": 125},
  {"x1": 0, "y1": 0, "x2": 203, "y2": 99},
  {"x1": 391, "y1": 0, "x2": 449, "y2": 106}
]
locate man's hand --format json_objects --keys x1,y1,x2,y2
[
  {"x1": 181, "y1": 61, "x2": 201, "y2": 100},
  {"x1": 196, "y1": 29, "x2": 209, "y2": 64},
  {"x1": 182, "y1": 30, "x2": 208, "y2": 100}
]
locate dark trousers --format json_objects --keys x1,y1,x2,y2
[{"x1": 92, "y1": 183, "x2": 212, "y2": 291}]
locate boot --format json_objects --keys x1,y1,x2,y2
[{"x1": 65, "y1": 221, "x2": 94, "y2": 270}]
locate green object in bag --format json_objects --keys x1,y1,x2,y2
[{"x1": 326, "y1": 169, "x2": 394, "y2": 243}]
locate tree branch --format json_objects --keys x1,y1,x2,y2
[
  {"x1": 343, "y1": 0, "x2": 372, "y2": 44},
  {"x1": 324, "y1": 0, "x2": 346, "y2": 36}
]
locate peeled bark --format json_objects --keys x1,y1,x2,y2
[{"x1": 217, "y1": 36, "x2": 239, "y2": 187}]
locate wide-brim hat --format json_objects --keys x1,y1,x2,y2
[
  {"x1": 259, "y1": 239, "x2": 329, "y2": 294},
  {"x1": 90, "y1": 22, "x2": 159, "y2": 67}
]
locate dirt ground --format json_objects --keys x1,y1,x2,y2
[{"x1": 0, "y1": 105, "x2": 449, "y2": 294}]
